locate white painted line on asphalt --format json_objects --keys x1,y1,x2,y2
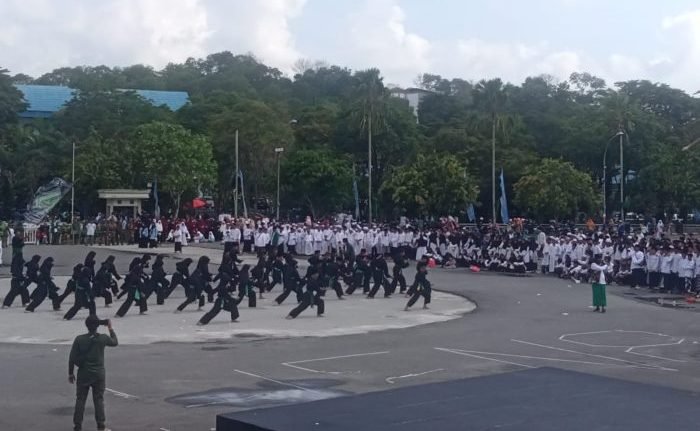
[
  {"x1": 282, "y1": 351, "x2": 390, "y2": 374},
  {"x1": 626, "y1": 338, "x2": 687, "y2": 363},
  {"x1": 385, "y1": 369, "x2": 444, "y2": 384},
  {"x1": 234, "y1": 369, "x2": 323, "y2": 394},
  {"x1": 559, "y1": 329, "x2": 682, "y2": 348},
  {"x1": 435, "y1": 347, "x2": 534, "y2": 369},
  {"x1": 105, "y1": 387, "x2": 139, "y2": 400},
  {"x1": 511, "y1": 339, "x2": 658, "y2": 368}
]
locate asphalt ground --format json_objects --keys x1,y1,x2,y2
[{"x1": 1, "y1": 244, "x2": 700, "y2": 431}]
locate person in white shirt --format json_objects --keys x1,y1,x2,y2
[
  {"x1": 591, "y1": 255, "x2": 608, "y2": 313},
  {"x1": 679, "y1": 251, "x2": 696, "y2": 293},
  {"x1": 86, "y1": 221, "x2": 97, "y2": 246},
  {"x1": 646, "y1": 246, "x2": 661, "y2": 289},
  {"x1": 629, "y1": 245, "x2": 646, "y2": 289}
]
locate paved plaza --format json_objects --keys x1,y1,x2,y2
[{"x1": 1, "y1": 244, "x2": 700, "y2": 430}]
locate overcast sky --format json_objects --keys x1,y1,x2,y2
[{"x1": 2, "y1": 0, "x2": 700, "y2": 92}]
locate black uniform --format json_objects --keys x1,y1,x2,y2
[
  {"x1": 251, "y1": 256, "x2": 267, "y2": 298},
  {"x1": 151, "y1": 255, "x2": 170, "y2": 305},
  {"x1": 115, "y1": 260, "x2": 148, "y2": 317},
  {"x1": 390, "y1": 254, "x2": 409, "y2": 294},
  {"x1": 25, "y1": 257, "x2": 60, "y2": 312},
  {"x1": 56, "y1": 263, "x2": 84, "y2": 308},
  {"x1": 23, "y1": 255, "x2": 42, "y2": 297},
  {"x1": 167, "y1": 258, "x2": 192, "y2": 299},
  {"x1": 176, "y1": 256, "x2": 210, "y2": 312},
  {"x1": 367, "y1": 255, "x2": 392, "y2": 298},
  {"x1": 324, "y1": 258, "x2": 345, "y2": 299},
  {"x1": 2, "y1": 253, "x2": 28, "y2": 308},
  {"x1": 275, "y1": 259, "x2": 301, "y2": 305},
  {"x1": 287, "y1": 271, "x2": 324, "y2": 318},
  {"x1": 93, "y1": 256, "x2": 120, "y2": 307},
  {"x1": 406, "y1": 265, "x2": 431, "y2": 309},
  {"x1": 64, "y1": 265, "x2": 97, "y2": 320},
  {"x1": 266, "y1": 257, "x2": 285, "y2": 292},
  {"x1": 117, "y1": 258, "x2": 142, "y2": 299},
  {"x1": 237, "y1": 265, "x2": 256, "y2": 308},
  {"x1": 198, "y1": 271, "x2": 240, "y2": 324},
  {"x1": 345, "y1": 255, "x2": 369, "y2": 295}
]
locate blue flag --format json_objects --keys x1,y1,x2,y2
[
  {"x1": 466, "y1": 203, "x2": 476, "y2": 222},
  {"x1": 499, "y1": 169, "x2": 510, "y2": 224}
]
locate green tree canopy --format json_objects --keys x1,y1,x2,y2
[{"x1": 514, "y1": 158, "x2": 598, "y2": 221}]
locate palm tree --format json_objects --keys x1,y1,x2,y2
[
  {"x1": 474, "y1": 78, "x2": 507, "y2": 224},
  {"x1": 353, "y1": 68, "x2": 387, "y2": 223}
]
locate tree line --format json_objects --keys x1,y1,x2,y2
[{"x1": 1, "y1": 52, "x2": 699, "y2": 222}]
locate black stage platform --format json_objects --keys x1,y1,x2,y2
[{"x1": 217, "y1": 367, "x2": 700, "y2": 431}]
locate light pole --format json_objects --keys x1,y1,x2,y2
[
  {"x1": 275, "y1": 147, "x2": 284, "y2": 221},
  {"x1": 234, "y1": 129, "x2": 239, "y2": 219},
  {"x1": 619, "y1": 128, "x2": 625, "y2": 222},
  {"x1": 491, "y1": 114, "x2": 496, "y2": 226},
  {"x1": 71, "y1": 141, "x2": 75, "y2": 226},
  {"x1": 602, "y1": 130, "x2": 624, "y2": 225}
]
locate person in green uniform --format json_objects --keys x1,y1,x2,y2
[
  {"x1": 68, "y1": 315, "x2": 119, "y2": 431},
  {"x1": 590, "y1": 255, "x2": 608, "y2": 313}
]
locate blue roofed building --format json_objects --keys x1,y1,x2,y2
[{"x1": 14, "y1": 84, "x2": 189, "y2": 119}]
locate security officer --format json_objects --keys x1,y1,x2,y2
[{"x1": 68, "y1": 316, "x2": 118, "y2": 431}]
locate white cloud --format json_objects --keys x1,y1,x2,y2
[
  {"x1": 0, "y1": 0, "x2": 306, "y2": 77},
  {"x1": 660, "y1": 9, "x2": 700, "y2": 92},
  {"x1": 345, "y1": 0, "x2": 431, "y2": 83}
]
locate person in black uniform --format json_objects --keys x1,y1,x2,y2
[
  {"x1": 345, "y1": 249, "x2": 371, "y2": 295},
  {"x1": 406, "y1": 255, "x2": 429, "y2": 297},
  {"x1": 167, "y1": 258, "x2": 192, "y2": 299},
  {"x1": 176, "y1": 256, "x2": 210, "y2": 312},
  {"x1": 198, "y1": 271, "x2": 240, "y2": 325},
  {"x1": 25, "y1": 257, "x2": 60, "y2": 312},
  {"x1": 237, "y1": 264, "x2": 256, "y2": 308},
  {"x1": 93, "y1": 256, "x2": 120, "y2": 308},
  {"x1": 274, "y1": 256, "x2": 299, "y2": 305},
  {"x1": 405, "y1": 262, "x2": 431, "y2": 310},
  {"x1": 251, "y1": 255, "x2": 267, "y2": 299},
  {"x1": 287, "y1": 267, "x2": 325, "y2": 319},
  {"x1": 84, "y1": 251, "x2": 97, "y2": 281},
  {"x1": 114, "y1": 259, "x2": 148, "y2": 317},
  {"x1": 150, "y1": 255, "x2": 170, "y2": 305},
  {"x1": 2, "y1": 252, "x2": 28, "y2": 308},
  {"x1": 117, "y1": 257, "x2": 142, "y2": 299},
  {"x1": 324, "y1": 256, "x2": 345, "y2": 299},
  {"x1": 266, "y1": 254, "x2": 285, "y2": 292},
  {"x1": 64, "y1": 264, "x2": 97, "y2": 320},
  {"x1": 390, "y1": 249, "x2": 409, "y2": 294},
  {"x1": 55, "y1": 264, "x2": 83, "y2": 309},
  {"x1": 367, "y1": 253, "x2": 392, "y2": 298},
  {"x1": 22, "y1": 254, "x2": 42, "y2": 297}
]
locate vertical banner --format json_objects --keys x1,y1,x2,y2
[
  {"x1": 466, "y1": 203, "x2": 476, "y2": 223},
  {"x1": 499, "y1": 168, "x2": 510, "y2": 224},
  {"x1": 152, "y1": 177, "x2": 160, "y2": 218},
  {"x1": 24, "y1": 178, "x2": 72, "y2": 224},
  {"x1": 239, "y1": 170, "x2": 248, "y2": 218}
]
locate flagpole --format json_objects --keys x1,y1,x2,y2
[
  {"x1": 234, "y1": 129, "x2": 239, "y2": 219},
  {"x1": 71, "y1": 141, "x2": 75, "y2": 226}
]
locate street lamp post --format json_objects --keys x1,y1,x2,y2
[
  {"x1": 234, "y1": 129, "x2": 239, "y2": 219},
  {"x1": 602, "y1": 130, "x2": 625, "y2": 225},
  {"x1": 275, "y1": 147, "x2": 284, "y2": 221},
  {"x1": 71, "y1": 141, "x2": 75, "y2": 226}
]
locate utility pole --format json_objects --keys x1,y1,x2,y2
[
  {"x1": 491, "y1": 114, "x2": 496, "y2": 225},
  {"x1": 234, "y1": 129, "x2": 239, "y2": 219},
  {"x1": 275, "y1": 147, "x2": 284, "y2": 221},
  {"x1": 71, "y1": 141, "x2": 75, "y2": 226},
  {"x1": 368, "y1": 111, "x2": 373, "y2": 225},
  {"x1": 619, "y1": 128, "x2": 624, "y2": 222}
]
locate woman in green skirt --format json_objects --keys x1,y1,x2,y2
[{"x1": 590, "y1": 255, "x2": 608, "y2": 313}]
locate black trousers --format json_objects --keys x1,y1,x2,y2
[
  {"x1": 199, "y1": 297, "x2": 239, "y2": 324},
  {"x1": 64, "y1": 292, "x2": 96, "y2": 320},
  {"x1": 648, "y1": 272, "x2": 661, "y2": 288},
  {"x1": 368, "y1": 275, "x2": 391, "y2": 298},
  {"x1": 115, "y1": 289, "x2": 147, "y2": 317},
  {"x1": 345, "y1": 271, "x2": 364, "y2": 295},
  {"x1": 330, "y1": 278, "x2": 343, "y2": 298},
  {"x1": 631, "y1": 268, "x2": 645, "y2": 287},
  {"x1": 3, "y1": 277, "x2": 29, "y2": 307},
  {"x1": 177, "y1": 290, "x2": 205, "y2": 311},
  {"x1": 93, "y1": 282, "x2": 113, "y2": 306},
  {"x1": 267, "y1": 274, "x2": 282, "y2": 292},
  {"x1": 407, "y1": 287, "x2": 431, "y2": 308},
  {"x1": 167, "y1": 273, "x2": 187, "y2": 298},
  {"x1": 275, "y1": 284, "x2": 300, "y2": 304},
  {"x1": 391, "y1": 272, "x2": 406, "y2": 293},
  {"x1": 288, "y1": 293, "x2": 324, "y2": 318},
  {"x1": 25, "y1": 285, "x2": 60, "y2": 312},
  {"x1": 154, "y1": 277, "x2": 171, "y2": 305}
]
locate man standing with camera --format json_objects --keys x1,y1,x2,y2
[{"x1": 68, "y1": 315, "x2": 118, "y2": 431}]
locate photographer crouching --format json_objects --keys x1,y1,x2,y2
[{"x1": 68, "y1": 315, "x2": 118, "y2": 431}]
